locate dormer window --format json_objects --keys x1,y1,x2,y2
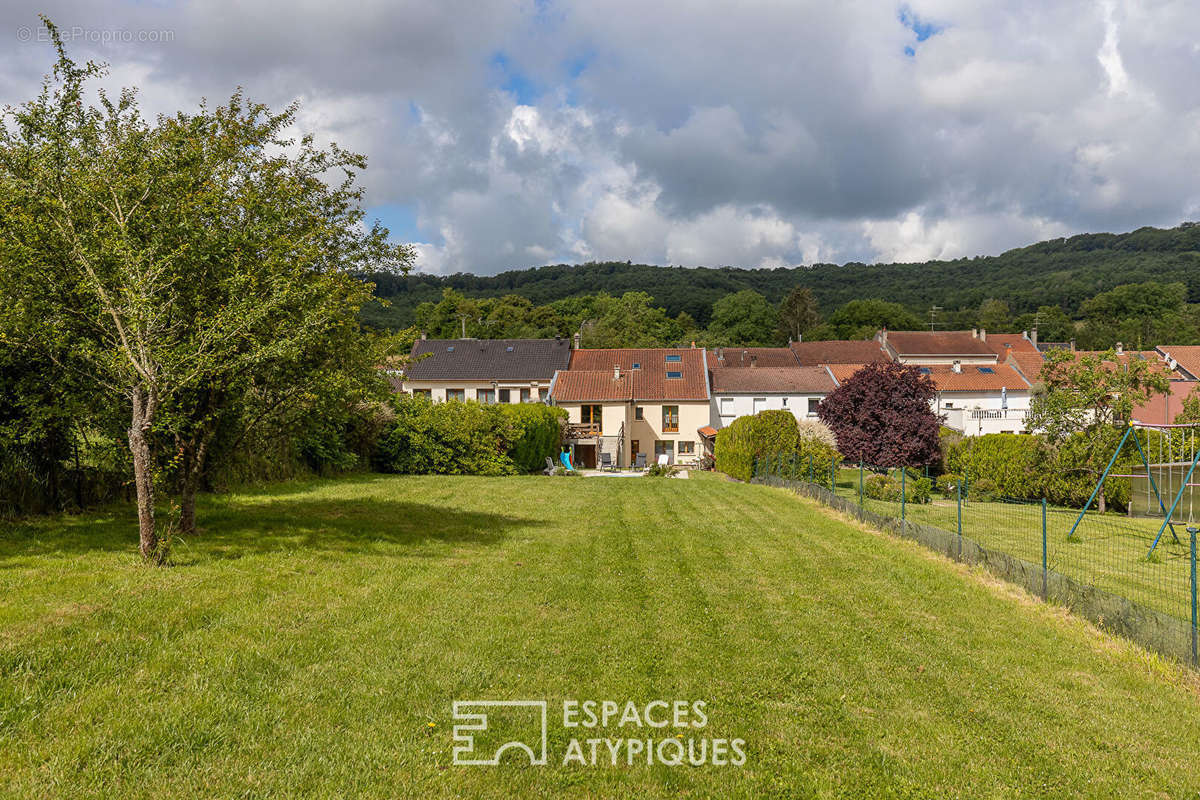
[
  {"x1": 666, "y1": 371, "x2": 682, "y2": 379},
  {"x1": 665, "y1": 354, "x2": 682, "y2": 363},
  {"x1": 631, "y1": 362, "x2": 641, "y2": 369},
  {"x1": 446, "y1": 346, "x2": 455, "y2": 352},
  {"x1": 977, "y1": 367, "x2": 995, "y2": 374}
]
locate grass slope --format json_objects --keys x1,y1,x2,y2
[{"x1": 2, "y1": 474, "x2": 1199, "y2": 798}]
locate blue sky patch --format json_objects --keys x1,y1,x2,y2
[
  {"x1": 491, "y1": 51, "x2": 540, "y2": 105},
  {"x1": 899, "y1": 5, "x2": 943, "y2": 55},
  {"x1": 366, "y1": 203, "x2": 425, "y2": 243}
]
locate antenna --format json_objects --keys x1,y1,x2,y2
[{"x1": 928, "y1": 305, "x2": 943, "y2": 332}]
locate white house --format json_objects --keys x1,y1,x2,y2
[
  {"x1": 827, "y1": 361, "x2": 1032, "y2": 436},
  {"x1": 709, "y1": 366, "x2": 837, "y2": 429}
]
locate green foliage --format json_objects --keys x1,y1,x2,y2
[
  {"x1": 810, "y1": 299, "x2": 925, "y2": 341},
  {"x1": 373, "y1": 396, "x2": 565, "y2": 476},
  {"x1": 705, "y1": 290, "x2": 779, "y2": 346},
  {"x1": 777, "y1": 287, "x2": 820, "y2": 342},
  {"x1": 494, "y1": 403, "x2": 567, "y2": 473},
  {"x1": 644, "y1": 463, "x2": 680, "y2": 477},
  {"x1": 945, "y1": 432, "x2": 1132, "y2": 510},
  {"x1": 714, "y1": 409, "x2": 840, "y2": 482},
  {"x1": 863, "y1": 472, "x2": 933, "y2": 504}
]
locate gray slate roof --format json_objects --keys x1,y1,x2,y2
[{"x1": 405, "y1": 338, "x2": 572, "y2": 381}]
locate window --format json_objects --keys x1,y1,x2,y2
[
  {"x1": 782, "y1": 397, "x2": 788, "y2": 407},
  {"x1": 581, "y1": 404, "x2": 603, "y2": 433},
  {"x1": 662, "y1": 405, "x2": 679, "y2": 433},
  {"x1": 944, "y1": 401, "x2": 955, "y2": 409},
  {"x1": 519, "y1": 388, "x2": 531, "y2": 403},
  {"x1": 666, "y1": 371, "x2": 682, "y2": 379},
  {"x1": 631, "y1": 362, "x2": 641, "y2": 369},
  {"x1": 631, "y1": 439, "x2": 640, "y2": 456},
  {"x1": 807, "y1": 398, "x2": 820, "y2": 415},
  {"x1": 752, "y1": 397, "x2": 767, "y2": 414},
  {"x1": 635, "y1": 406, "x2": 644, "y2": 420},
  {"x1": 919, "y1": 367, "x2": 931, "y2": 375},
  {"x1": 412, "y1": 388, "x2": 432, "y2": 399},
  {"x1": 977, "y1": 367, "x2": 995, "y2": 374},
  {"x1": 720, "y1": 397, "x2": 734, "y2": 409},
  {"x1": 477, "y1": 388, "x2": 496, "y2": 404},
  {"x1": 506, "y1": 346, "x2": 514, "y2": 352},
  {"x1": 539, "y1": 387, "x2": 549, "y2": 401},
  {"x1": 499, "y1": 389, "x2": 511, "y2": 403},
  {"x1": 679, "y1": 441, "x2": 695, "y2": 455},
  {"x1": 446, "y1": 389, "x2": 465, "y2": 401},
  {"x1": 665, "y1": 354, "x2": 682, "y2": 363},
  {"x1": 446, "y1": 346, "x2": 455, "y2": 352},
  {"x1": 654, "y1": 440, "x2": 675, "y2": 459}
]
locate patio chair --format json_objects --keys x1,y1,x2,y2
[
  {"x1": 544, "y1": 456, "x2": 556, "y2": 475},
  {"x1": 599, "y1": 452, "x2": 613, "y2": 472},
  {"x1": 633, "y1": 453, "x2": 646, "y2": 471}
]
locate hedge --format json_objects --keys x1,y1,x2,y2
[
  {"x1": 714, "y1": 410, "x2": 840, "y2": 482},
  {"x1": 373, "y1": 396, "x2": 566, "y2": 475}
]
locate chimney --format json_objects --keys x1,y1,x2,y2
[
  {"x1": 952, "y1": 360, "x2": 962, "y2": 373},
  {"x1": 691, "y1": 341, "x2": 696, "y2": 348},
  {"x1": 420, "y1": 331, "x2": 427, "y2": 340},
  {"x1": 877, "y1": 329, "x2": 888, "y2": 345},
  {"x1": 613, "y1": 365, "x2": 620, "y2": 380},
  {"x1": 1115, "y1": 342, "x2": 1124, "y2": 356},
  {"x1": 750, "y1": 354, "x2": 758, "y2": 367},
  {"x1": 741, "y1": 349, "x2": 749, "y2": 367},
  {"x1": 717, "y1": 348, "x2": 724, "y2": 365},
  {"x1": 573, "y1": 332, "x2": 581, "y2": 350},
  {"x1": 1069, "y1": 338, "x2": 1076, "y2": 352},
  {"x1": 979, "y1": 328, "x2": 986, "y2": 342},
  {"x1": 1030, "y1": 326, "x2": 1038, "y2": 348},
  {"x1": 971, "y1": 328, "x2": 978, "y2": 339}
]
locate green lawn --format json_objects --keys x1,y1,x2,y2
[
  {"x1": 2, "y1": 473, "x2": 1200, "y2": 798},
  {"x1": 830, "y1": 466, "x2": 1196, "y2": 622}
]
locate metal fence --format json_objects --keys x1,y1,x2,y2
[{"x1": 752, "y1": 455, "x2": 1199, "y2": 668}]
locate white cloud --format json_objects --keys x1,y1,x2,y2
[{"x1": 4, "y1": 0, "x2": 1199, "y2": 275}]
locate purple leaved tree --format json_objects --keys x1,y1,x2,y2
[{"x1": 817, "y1": 362, "x2": 941, "y2": 467}]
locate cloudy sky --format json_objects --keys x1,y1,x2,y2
[{"x1": 4, "y1": 1, "x2": 1198, "y2": 275}]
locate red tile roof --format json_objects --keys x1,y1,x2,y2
[
  {"x1": 706, "y1": 347, "x2": 799, "y2": 368},
  {"x1": 985, "y1": 333, "x2": 1040, "y2": 355},
  {"x1": 1006, "y1": 350, "x2": 1046, "y2": 383},
  {"x1": 710, "y1": 366, "x2": 835, "y2": 394},
  {"x1": 698, "y1": 425, "x2": 718, "y2": 438},
  {"x1": 789, "y1": 339, "x2": 889, "y2": 365},
  {"x1": 555, "y1": 348, "x2": 709, "y2": 401},
  {"x1": 882, "y1": 330, "x2": 996, "y2": 357},
  {"x1": 1070, "y1": 350, "x2": 1173, "y2": 376},
  {"x1": 1156, "y1": 346, "x2": 1200, "y2": 380},
  {"x1": 826, "y1": 362, "x2": 1030, "y2": 392}
]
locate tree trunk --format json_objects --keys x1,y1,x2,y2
[
  {"x1": 179, "y1": 466, "x2": 198, "y2": 538},
  {"x1": 1098, "y1": 486, "x2": 1107, "y2": 514},
  {"x1": 128, "y1": 386, "x2": 162, "y2": 563}
]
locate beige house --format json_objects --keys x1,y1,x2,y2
[
  {"x1": 549, "y1": 348, "x2": 711, "y2": 468},
  {"x1": 398, "y1": 337, "x2": 571, "y2": 402}
]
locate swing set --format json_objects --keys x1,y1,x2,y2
[{"x1": 1068, "y1": 422, "x2": 1200, "y2": 557}]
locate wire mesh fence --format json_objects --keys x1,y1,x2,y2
[{"x1": 752, "y1": 454, "x2": 1200, "y2": 668}]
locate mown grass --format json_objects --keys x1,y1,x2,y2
[
  {"x1": 2, "y1": 473, "x2": 1200, "y2": 798},
  {"x1": 830, "y1": 465, "x2": 1197, "y2": 622}
]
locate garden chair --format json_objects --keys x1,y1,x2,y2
[
  {"x1": 544, "y1": 456, "x2": 556, "y2": 475},
  {"x1": 634, "y1": 453, "x2": 646, "y2": 471},
  {"x1": 599, "y1": 452, "x2": 613, "y2": 472}
]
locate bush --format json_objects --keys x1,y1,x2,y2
[
  {"x1": 645, "y1": 463, "x2": 679, "y2": 477},
  {"x1": 714, "y1": 410, "x2": 840, "y2": 482},
  {"x1": 862, "y1": 471, "x2": 932, "y2": 504},
  {"x1": 373, "y1": 396, "x2": 566, "y2": 476}
]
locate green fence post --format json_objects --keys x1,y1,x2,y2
[
  {"x1": 1041, "y1": 497, "x2": 1048, "y2": 601},
  {"x1": 956, "y1": 480, "x2": 963, "y2": 559},
  {"x1": 1191, "y1": 527, "x2": 1197, "y2": 668},
  {"x1": 858, "y1": 459, "x2": 864, "y2": 508},
  {"x1": 901, "y1": 467, "x2": 906, "y2": 524}
]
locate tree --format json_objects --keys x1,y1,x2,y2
[
  {"x1": 706, "y1": 290, "x2": 779, "y2": 346},
  {"x1": 0, "y1": 22, "x2": 411, "y2": 561},
  {"x1": 1176, "y1": 393, "x2": 1200, "y2": 425},
  {"x1": 812, "y1": 299, "x2": 924, "y2": 340},
  {"x1": 577, "y1": 292, "x2": 684, "y2": 348},
  {"x1": 1076, "y1": 281, "x2": 1191, "y2": 350},
  {"x1": 976, "y1": 298, "x2": 1011, "y2": 332},
  {"x1": 1026, "y1": 348, "x2": 1170, "y2": 511},
  {"x1": 1013, "y1": 305, "x2": 1074, "y2": 344},
  {"x1": 816, "y1": 362, "x2": 941, "y2": 467},
  {"x1": 778, "y1": 287, "x2": 820, "y2": 342}
]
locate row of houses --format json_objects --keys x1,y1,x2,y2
[{"x1": 393, "y1": 330, "x2": 1200, "y2": 468}]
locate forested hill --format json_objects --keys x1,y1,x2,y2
[{"x1": 365, "y1": 222, "x2": 1200, "y2": 329}]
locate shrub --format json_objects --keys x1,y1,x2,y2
[
  {"x1": 714, "y1": 410, "x2": 840, "y2": 482},
  {"x1": 493, "y1": 403, "x2": 567, "y2": 473},
  {"x1": 373, "y1": 397, "x2": 565, "y2": 476},
  {"x1": 645, "y1": 463, "x2": 679, "y2": 478},
  {"x1": 862, "y1": 471, "x2": 932, "y2": 503}
]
